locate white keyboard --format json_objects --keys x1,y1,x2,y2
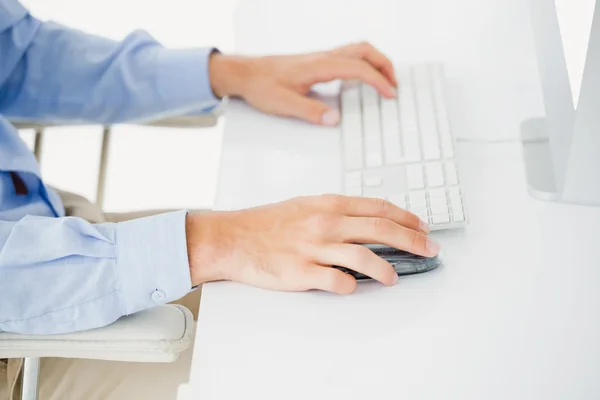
[{"x1": 340, "y1": 63, "x2": 468, "y2": 230}]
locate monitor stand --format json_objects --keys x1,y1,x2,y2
[
  {"x1": 522, "y1": 0, "x2": 600, "y2": 207},
  {"x1": 520, "y1": 118, "x2": 560, "y2": 202}
]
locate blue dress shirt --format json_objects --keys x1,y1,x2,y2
[{"x1": 0, "y1": 0, "x2": 220, "y2": 334}]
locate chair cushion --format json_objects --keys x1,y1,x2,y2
[{"x1": 0, "y1": 305, "x2": 193, "y2": 363}]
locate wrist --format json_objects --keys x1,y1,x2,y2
[
  {"x1": 209, "y1": 53, "x2": 253, "y2": 98},
  {"x1": 185, "y1": 212, "x2": 228, "y2": 286}
]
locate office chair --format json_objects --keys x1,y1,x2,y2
[{"x1": 0, "y1": 111, "x2": 220, "y2": 400}]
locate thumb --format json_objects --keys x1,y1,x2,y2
[{"x1": 274, "y1": 90, "x2": 340, "y2": 126}]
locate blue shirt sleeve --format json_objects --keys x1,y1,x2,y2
[
  {"x1": 0, "y1": 2, "x2": 220, "y2": 124},
  {"x1": 0, "y1": 210, "x2": 193, "y2": 334},
  {"x1": 0, "y1": 0, "x2": 208, "y2": 334}
]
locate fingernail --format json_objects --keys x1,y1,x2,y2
[
  {"x1": 389, "y1": 87, "x2": 397, "y2": 97},
  {"x1": 426, "y1": 238, "x2": 441, "y2": 256},
  {"x1": 392, "y1": 273, "x2": 399, "y2": 285},
  {"x1": 419, "y1": 220, "x2": 431, "y2": 234},
  {"x1": 321, "y1": 110, "x2": 340, "y2": 126}
]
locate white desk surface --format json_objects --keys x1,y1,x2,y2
[{"x1": 185, "y1": 1, "x2": 600, "y2": 399}]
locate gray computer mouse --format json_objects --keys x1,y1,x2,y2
[{"x1": 333, "y1": 244, "x2": 443, "y2": 280}]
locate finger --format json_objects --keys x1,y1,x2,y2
[
  {"x1": 301, "y1": 265, "x2": 358, "y2": 294},
  {"x1": 353, "y1": 43, "x2": 397, "y2": 87},
  {"x1": 339, "y1": 217, "x2": 440, "y2": 257},
  {"x1": 267, "y1": 89, "x2": 340, "y2": 126},
  {"x1": 307, "y1": 57, "x2": 396, "y2": 98},
  {"x1": 318, "y1": 194, "x2": 429, "y2": 234},
  {"x1": 315, "y1": 243, "x2": 398, "y2": 286},
  {"x1": 331, "y1": 42, "x2": 397, "y2": 87}
]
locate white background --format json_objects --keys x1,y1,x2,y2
[
  {"x1": 18, "y1": 0, "x2": 238, "y2": 212},
  {"x1": 556, "y1": 0, "x2": 596, "y2": 107},
  {"x1": 16, "y1": 0, "x2": 596, "y2": 211}
]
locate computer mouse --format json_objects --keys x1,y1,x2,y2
[{"x1": 333, "y1": 244, "x2": 443, "y2": 280}]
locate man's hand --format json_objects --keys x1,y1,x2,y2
[
  {"x1": 209, "y1": 42, "x2": 397, "y2": 126},
  {"x1": 186, "y1": 195, "x2": 439, "y2": 294}
]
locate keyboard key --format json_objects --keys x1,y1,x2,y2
[
  {"x1": 346, "y1": 171, "x2": 361, "y2": 185},
  {"x1": 399, "y1": 87, "x2": 415, "y2": 113},
  {"x1": 432, "y1": 214, "x2": 451, "y2": 224},
  {"x1": 448, "y1": 187, "x2": 465, "y2": 221},
  {"x1": 346, "y1": 186, "x2": 362, "y2": 196},
  {"x1": 345, "y1": 172, "x2": 362, "y2": 196},
  {"x1": 402, "y1": 129, "x2": 421, "y2": 162},
  {"x1": 400, "y1": 96, "x2": 416, "y2": 118},
  {"x1": 425, "y1": 162, "x2": 444, "y2": 187},
  {"x1": 408, "y1": 190, "x2": 427, "y2": 205},
  {"x1": 452, "y1": 211, "x2": 465, "y2": 222},
  {"x1": 445, "y1": 161, "x2": 459, "y2": 185},
  {"x1": 345, "y1": 187, "x2": 362, "y2": 196},
  {"x1": 381, "y1": 98, "x2": 403, "y2": 164},
  {"x1": 341, "y1": 88, "x2": 364, "y2": 170},
  {"x1": 341, "y1": 83, "x2": 361, "y2": 112},
  {"x1": 428, "y1": 188, "x2": 446, "y2": 199},
  {"x1": 342, "y1": 133, "x2": 363, "y2": 170},
  {"x1": 413, "y1": 66, "x2": 441, "y2": 160},
  {"x1": 406, "y1": 164, "x2": 424, "y2": 189},
  {"x1": 361, "y1": 84, "x2": 383, "y2": 167},
  {"x1": 422, "y1": 135, "x2": 441, "y2": 160},
  {"x1": 364, "y1": 175, "x2": 383, "y2": 187},
  {"x1": 409, "y1": 202, "x2": 428, "y2": 215},
  {"x1": 408, "y1": 190, "x2": 428, "y2": 214},
  {"x1": 431, "y1": 64, "x2": 454, "y2": 158},
  {"x1": 397, "y1": 67, "x2": 412, "y2": 85},
  {"x1": 448, "y1": 187, "x2": 462, "y2": 202},
  {"x1": 362, "y1": 83, "x2": 379, "y2": 105},
  {"x1": 429, "y1": 195, "x2": 448, "y2": 217},
  {"x1": 389, "y1": 193, "x2": 407, "y2": 209},
  {"x1": 399, "y1": 84, "x2": 421, "y2": 162},
  {"x1": 440, "y1": 131, "x2": 454, "y2": 159},
  {"x1": 452, "y1": 209, "x2": 465, "y2": 222},
  {"x1": 429, "y1": 194, "x2": 447, "y2": 207}
]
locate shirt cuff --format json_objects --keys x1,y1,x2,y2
[
  {"x1": 115, "y1": 210, "x2": 192, "y2": 315},
  {"x1": 155, "y1": 47, "x2": 222, "y2": 114}
]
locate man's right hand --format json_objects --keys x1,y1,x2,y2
[{"x1": 185, "y1": 195, "x2": 439, "y2": 294}]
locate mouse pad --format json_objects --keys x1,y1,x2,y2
[{"x1": 333, "y1": 245, "x2": 442, "y2": 280}]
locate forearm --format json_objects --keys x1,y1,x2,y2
[
  {"x1": 0, "y1": 211, "x2": 192, "y2": 334},
  {"x1": 0, "y1": 8, "x2": 220, "y2": 123}
]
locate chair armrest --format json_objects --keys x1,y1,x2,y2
[
  {"x1": 0, "y1": 305, "x2": 193, "y2": 363},
  {"x1": 11, "y1": 108, "x2": 222, "y2": 131},
  {"x1": 141, "y1": 113, "x2": 220, "y2": 128}
]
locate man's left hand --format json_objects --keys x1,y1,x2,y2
[{"x1": 209, "y1": 42, "x2": 397, "y2": 126}]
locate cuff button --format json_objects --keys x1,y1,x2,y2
[{"x1": 151, "y1": 289, "x2": 166, "y2": 303}]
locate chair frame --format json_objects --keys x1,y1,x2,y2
[{"x1": 10, "y1": 112, "x2": 219, "y2": 400}]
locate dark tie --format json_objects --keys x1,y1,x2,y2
[{"x1": 9, "y1": 171, "x2": 28, "y2": 196}]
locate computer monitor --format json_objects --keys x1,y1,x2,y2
[{"x1": 522, "y1": 0, "x2": 600, "y2": 206}]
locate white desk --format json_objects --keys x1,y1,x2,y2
[{"x1": 184, "y1": 1, "x2": 600, "y2": 399}]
